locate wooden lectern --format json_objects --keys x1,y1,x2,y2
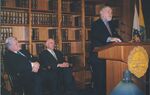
[{"x1": 94, "y1": 42, "x2": 150, "y2": 95}]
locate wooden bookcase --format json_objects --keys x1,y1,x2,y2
[{"x1": 0, "y1": 0, "x2": 122, "y2": 90}]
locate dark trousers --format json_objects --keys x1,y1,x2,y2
[
  {"x1": 90, "y1": 53, "x2": 106, "y2": 95},
  {"x1": 57, "y1": 68, "x2": 77, "y2": 95},
  {"x1": 39, "y1": 70, "x2": 59, "y2": 95},
  {"x1": 13, "y1": 72, "x2": 36, "y2": 95}
]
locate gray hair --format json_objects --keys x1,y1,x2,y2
[
  {"x1": 5, "y1": 37, "x2": 17, "y2": 49},
  {"x1": 100, "y1": 6, "x2": 112, "y2": 16}
]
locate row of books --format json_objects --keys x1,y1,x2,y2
[
  {"x1": 21, "y1": 43, "x2": 29, "y2": 51},
  {"x1": 62, "y1": 29, "x2": 81, "y2": 41},
  {"x1": 1, "y1": 0, "x2": 6, "y2": 7},
  {"x1": 0, "y1": 26, "x2": 83, "y2": 43},
  {"x1": 0, "y1": 44, "x2": 5, "y2": 72},
  {"x1": 85, "y1": 29, "x2": 91, "y2": 41},
  {"x1": 62, "y1": 15, "x2": 81, "y2": 27},
  {"x1": 2, "y1": 0, "x2": 29, "y2": 8},
  {"x1": 32, "y1": 0, "x2": 38, "y2": 9},
  {"x1": 47, "y1": 28, "x2": 81, "y2": 41},
  {"x1": 2, "y1": 0, "x2": 81, "y2": 13},
  {"x1": 85, "y1": 3, "x2": 96, "y2": 16},
  {"x1": 32, "y1": 14, "x2": 81, "y2": 27},
  {"x1": 0, "y1": 44, "x2": 5, "y2": 59},
  {"x1": 85, "y1": 17, "x2": 95, "y2": 27},
  {"x1": 0, "y1": 27, "x2": 13, "y2": 41},
  {"x1": 32, "y1": 28, "x2": 39, "y2": 41},
  {"x1": 15, "y1": 0, "x2": 29, "y2": 8},
  {"x1": 30, "y1": 28, "x2": 82, "y2": 42},
  {"x1": 70, "y1": 0, "x2": 81, "y2": 13},
  {"x1": 1, "y1": 10, "x2": 82, "y2": 27},
  {"x1": 1, "y1": 10, "x2": 28, "y2": 25},
  {"x1": 62, "y1": 42, "x2": 82, "y2": 55},
  {"x1": 48, "y1": 29, "x2": 58, "y2": 40},
  {"x1": 32, "y1": 43, "x2": 45, "y2": 56},
  {"x1": 62, "y1": 43, "x2": 71, "y2": 55},
  {"x1": 48, "y1": 0, "x2": 58, "y2": 12},
  {"x1": 32, "y1": 13, "x2": 57, "y2": 26},
  {"x1": 62, "y1": 0, "x2": 81, "y2": 13},
  {"x1": 62, "y1": 0, "x2": 71, "y2": 12}
]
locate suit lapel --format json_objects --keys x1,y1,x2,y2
[
  {"x1": 101, "y1": 21, "x2": 112, "y2": 37},
  {"x1": 47, "y1": 50, "x2": 58, "y2": 61}
]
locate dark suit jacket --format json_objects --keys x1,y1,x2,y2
[
  {"x1": 39, "y1": 49, "x2": 76, "y2": 95},
  {"x1": 4, "y1": 49, "x2": 35, "y2": 76},
  {"x1": 39, "y1": 49, "x2": 65, "y2": 71},
  {"x1": 89, "y1": 19, "x2": 122, "y2": 95},
  {"x1": 90, "y1": 19, "x2": 122, "y2": 52},
  {"x1": 4, "y1": 49, "x2": 38, "y2": 95}
]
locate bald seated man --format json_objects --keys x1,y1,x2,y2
[{"x1": 39, "y1": 38, "x2": 77, "y2": 95}]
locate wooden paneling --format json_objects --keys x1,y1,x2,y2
[
  {"x1": 106, "y1": 60, "x2": 127, "y2": 95},
  {"x1": 95, "y1": 42, "x2": 150, "y2": 95},
  {"x1": 38, "y1": 27, "x2": 48, "y2": 41},
  {"x1": 95, "y1": 43, "x2": 150, "y2": 63},
  {"x1": 13, "y1": 26, "x2": 29, "y2": 41}
]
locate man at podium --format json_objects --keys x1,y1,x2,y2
[{"x1": 89, "y1": 6, "x2": 122, "y2": 95}]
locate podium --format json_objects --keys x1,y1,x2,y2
[{"x1": 94, "y1": 42, "x2": 150, "y2": 95}]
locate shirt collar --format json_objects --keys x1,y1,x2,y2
[
  {"x1": 14, "y1": 51, "x2": 18, "y2": 53},
  {"x1": 47, "y1": 48, "x2": 54, "y2": 53},
  {"x1": 102, "y1": 19, "x2": 109, "y2": 25}
]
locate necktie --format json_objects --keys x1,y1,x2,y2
[
  {"x1": 51, "y1": 50, "x2": 57, "y2": 60},
  {"x1": 17, "y1": 51, "x2": 26, "y2": 57},
  {"x1": 105, "y1": 22, "x2": 112, "y2": 36}
]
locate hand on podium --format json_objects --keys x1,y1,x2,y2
[{"x1": 107, "y1": 37, "x2": 122, "y2": 42}]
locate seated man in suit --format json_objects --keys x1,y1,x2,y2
[
  {"x1": 39, "y1": 38, "x2": 77, "y2": 95},
  {"x1": 4, "y1": 37, "x2": 40, "y2": 95}
]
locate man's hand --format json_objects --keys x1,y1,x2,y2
[
  {"x1": 31, "y1": 62, "x2": 40, "y2": 72},
  {"x1": 107, "y1": 37, "x2": 122, "y2": 42},
  {"x1": 110, "y1": 37, "x2": 122, "y2": 42},
  {"x1": 57, "y1": 62, "x2": 69, "y2": 68}
]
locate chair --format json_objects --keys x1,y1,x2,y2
[
  {"x1": 3, "y1": 63, "x2": 24, "y2": 95},
  {"x1": 7, "y1": 73, "x2": 24, "y2": 95}
]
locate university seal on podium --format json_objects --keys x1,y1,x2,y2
[{"x1": 128, "y1": 46, "x2": 149, "y2": 78}]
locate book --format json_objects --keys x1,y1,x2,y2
[
  {"x1": 32, "y1": 28, "x2": 39, "y2": 41},
  {"x1": 48, "y1": 29, "x2": 57, "y2": 40},
  {"x1": 0, "y1": 27, "x2": 13, "y2": 41}
]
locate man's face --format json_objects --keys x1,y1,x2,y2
[
  {"x1": 102, "y1": 8, "x2": 112, "y2": 21},
  {"x1": 46, "y1": 39, "x2": 55, "y2": 50},
  {"x1": 10, "y1": 40, "x2": 21, "y2": 52}
]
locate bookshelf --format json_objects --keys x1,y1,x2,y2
[{"x1": 1, "y1": 0, "x2": 122, "y2": 90}]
